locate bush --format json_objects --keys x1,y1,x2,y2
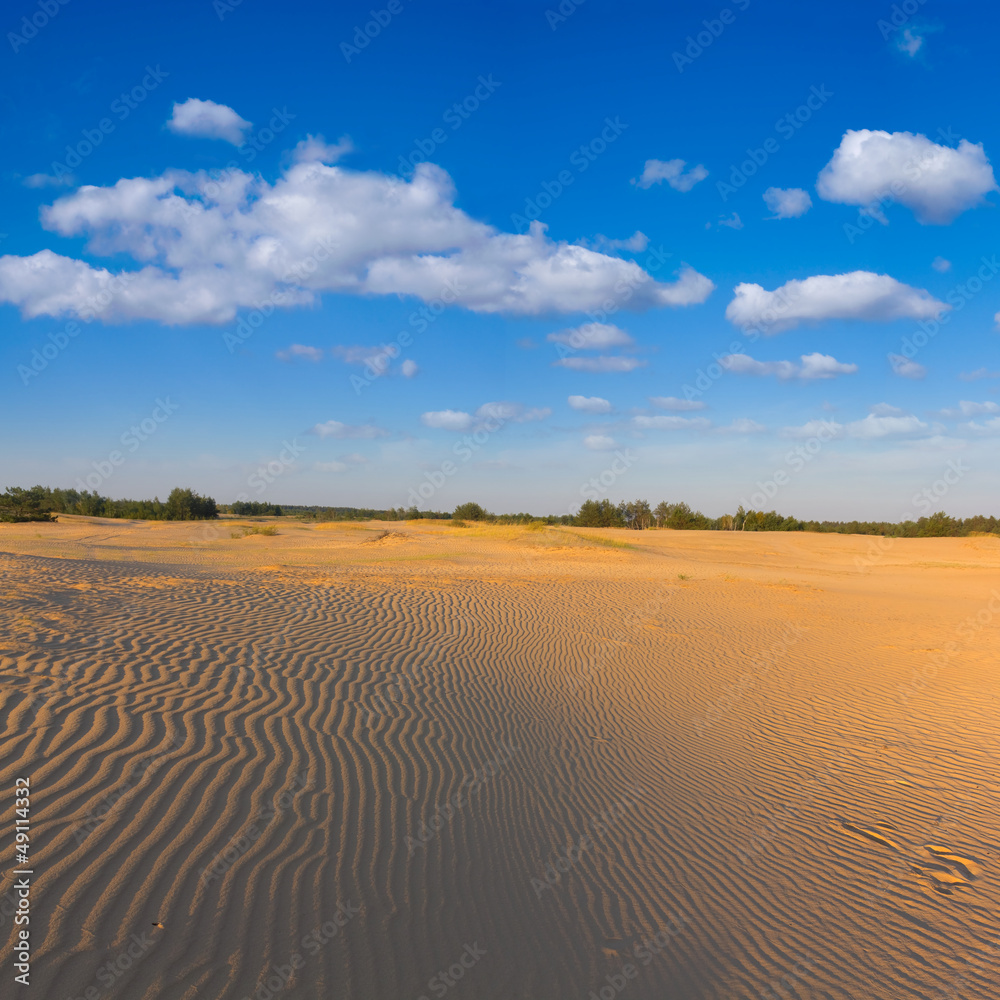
[{"x1": 453, "y1": 501, "x2": 489, "y2": 521}]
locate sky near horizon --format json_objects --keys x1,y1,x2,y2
[{"x1": 2, "y1": 0, "x2": 999, "y2": 519}]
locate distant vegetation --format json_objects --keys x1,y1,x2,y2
[
  {"x1": 3, "y1": 486, "x2": 998, "y2": 538},
  {"x1": 3, "y1": 486, "x2": 218, "y2": 521}
]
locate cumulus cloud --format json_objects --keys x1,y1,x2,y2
[
  {"x1": 311, "y1": 420, "x2": 386, "y2": 439},
  {"x1": 959, "y1": 367, "x2": 1000, "y2": 381},
  {"x1": 964, "y1": 416, "x2": 1000, "y2": 433},
  {"x1": 421, "y1": 410, "x2": 474, "y2": 431},
  {"x1": 634, "y1": 159, "x2": 708, "y2": 192},
  {"x1": 870, "y1": 403, "x2": 906, "y2": 417},
  {"x1": 888, "y1": 353, "x2": 927, "y2": 379},
  {"x1": 649, "y1": 396, "x2": 706, "y2": 411},
  {"x1": 725, "y1": 271, "x2": 948, "y2": 334},
  {"x1": 580, "y1": 231, "x2": 649, "y2": 254},
  {"x1": 721, "y1": 352, "x2": 858, "y2": 380},
  {"x1": 554, "y1": 356, "x2": 646, "y2": 373},
  {"x1": 717, "y1": 212, "x2": 743, "y2": 230},
  {"x1": 291, "y1": 134, "x2": 354, "y2": 164},
  {"x1": 568, "y1": 395, "x2": 612, "y2": 413},
  {"x1": 0, "y1": 157, "x2": 714, "y2": 325},
  {"x1": 400, "y1": 359, "x2": 419, "y2": 377},
  {"x1": 780, "y1": 419, "x2": 844, "y2": 440},
  {"x1": 276, "y1": 343, "x2": 324, "y2": 362},
  {"x1": 584, "y1": 434, "x2": 616, "y2": 451},
  {"x1": 547, "y1": 322, "x2": 633, "y2": 349},
  {"x1": 763, "y1": 187, "x2": 812, "y2": 219},
  {"x1": 632, "y1": 415, "x2": 711, "y2": 430},
  {"x1": 936, "y1": 400, "x2": 1000, "y2": 418},
  {"x1": 421, "y1": 402, "x2": 550, "y2": 433},
  {"x1": 846, "y1": 413, "x2": 929, "y2": 438},
  {"x1": 166, "y1": 98, "x2": 252, "y2": 145},
  {"x1": 931, "y1": 256, "x2": 951, "y2": 273},
  {"x1": 816, "y1": 130, "x2": 998, "y2": 224}
]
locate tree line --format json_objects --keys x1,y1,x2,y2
[
  {"x1": 1, "y1": 486, "x2": 218, "y2": 522},
  {"x1": 3, "y1": 485, "x2": 997, "y2": 538}
]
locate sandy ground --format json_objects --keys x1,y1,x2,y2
[{"x1": 1, "y1": 515, "x2": 999, "y2": 999}]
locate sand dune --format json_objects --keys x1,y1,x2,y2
[{"x1": 1, "y1": 517, "x2": 998, "y2": 998}]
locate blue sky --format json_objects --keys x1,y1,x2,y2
[{"x1": 2, "y1": 0, "x2": 999, "y2": 518}]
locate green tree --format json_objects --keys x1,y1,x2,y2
[
  {"x1": 453, "y1": 501, "x2": 488, "y2": 521},
  {"x1": 164, "y1": 488, "x2": 218, "y2": 520},
  {"x1": 0, "y1": 486, "x2": 57, "y2": 523}
]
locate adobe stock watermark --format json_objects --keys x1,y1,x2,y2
[
  {"x1": 397, "y1": 76, "x2": 501, "y2": 174},
  {"x1": 672, "y1": 0, "x2": 751, "y2": 73},
  {"x1": 199, "y1": 769, "x2": 310, "y2": 886},
  {"x1": 8, "y1": 0, "x2": 71, "y2": 53},
  {"x1": 739, "y1": 419, "x2": 840, "y2": 511},
  {"x1": 844, "y1": 127, "x2": 961, "y2": 242},
  {"x1": 237, "y1": 902, "x2": 361, "y2": 1000},
  {"x1": 415, "y1": 942, "x2": 487, "y2": 1000},
  {"x1": 890, "y1": 255, "x2": 1000, "y2": 362},
  {"x1": 511, "y1": 117, "x2": 628, "y2": 233},
  {"x1": 877, "y1": 0, "x2": 931, "y2": 41},
  {"x1": 223, "y1": 235, "x2": 337, "y2": 353},
  {"x1": 545, "y1": 0, "x2": 587, "y2": 30},
  {"x1": 585, "y1": 913, "x2": 691, "y2": 1000},
  {"x1": 854, "y1": 457, "x2": 970, "y2": 573},
  {"x1": 351, "y1": 276, "x2": 465, "y2": 394},
  {"x1": 340, "y1": 1, "x2": 408, "y2": 62},
  {"x1": 17, "y1": 272, "x2": 134, "y2": 386},
  {"x1": 691, "y1": 622, "x2": 808, "y2": 733},
  {"x1": 717, "y1": 84, "x2": 833, "y2": 201},
  {"x1": 574, "y1": 448, "x2": 637, "y2": 508},
  {"x1": 898, "y1": 588, "x2": 1000, "y2": 703},
  {"x1": 234, "y1": 438, "x2": 306, "y2": 502},
  {"x1": 531, "y1": 784, "x2": 645, "y2": 898},
  {"x1": 74, "y1": 397, "x2": 180, "y2": 493},
  {"x1": 40, "y1": 66, "x2": 170, "y2": 184},
  {"x1": 406, "y1": 742, "x2": 520, "y2": 855}
]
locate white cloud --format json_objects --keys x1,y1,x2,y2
[
  {"x1": 421, "y1": 402, "x2": 550, "y2": 432},
  {"x1": 422, "y1": 410, "x2": 473, "y2": 431},
  {"x1": 964, "y1": 417, "x2": 1000, "y2": 433},
  {"x1": 632, "y1": 415, "x2": 711, "y2": 430},
  {"x1": 846, "y1": 413, "x2": 928, "y2": 438},
  {"x1": 725, "y1": 271, "x2": 948, "y2": 334},
  {"x1": 649, "y1": 396, "x2": 706, "y2": 411},
  {"x1": 547, "y1": 322, "x2": 633, "y2": 349},
  {"x1": 166, "y1": 98, "x2": 252, "y2": 145},
  {"x1": 311, "y1": 420, "x2": 386, "y2": 439},
  {"x1": 276, "y1": 343, "x2": 324, "y2": 362},
  {"x1": 994, "y1": 310, "x2": 1000, "y2": 329},
  {"x1": 959, "y1": 367, "x2": 1000, "y2": 381},
  {"x1": 726, "y1": 418, "x2": 766, "y2": 433},
  {"x1": 888, "y1": 353, "x2": 927, "y2": 379},
  {"x1": 931, "y1": 256, "x2": 951, "y2": 273},
  {"x1": 634, "y1": 159, "x2": 708, "y2": 192},
  {"x1": 568, "y1": 395, "x2": 612, "y2": 413},
  {"x1": 583, "y1": 434, "x2": 616, "y2": 451},
  {"x1": 24, "y1": 172, "x2": 75, "y2": 189},
  {"x1": 581, "y1": 231, "x2": 649, "y2": 254},
  {"x1": 870, "y1": 403, "x2": 906, "y2": 417},
  {"x1": 718, "y1": 212, "x2": 743, "y2": 230},
  {"x1": 0, "y1": 158, "x2": 714, "y2": 325},
  {"x1": 763, "y1": 187, "x2": 812, "y2": 219},
  {"x1": 816, "y1": 130, "x2": 997, "y2": 224},
  {"x1": 554, "y1": 356, "x2": 646, "y2": 373},
  {"x1": 721, "y1": 352, "x2": 857, "y2": 380},
  {"x1": 400, "y1": 359, "x2": 419, "y2": 377},
  {"x1": 291, "y1": 134, "x2": 354, "y2": 164},
  {"x1": 936, "y1": 400, "x2": 1000, "y2": 418},
  {"x1": 897, "y1": 28, "x2": 923, "y2": 57}
]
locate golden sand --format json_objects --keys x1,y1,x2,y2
[{"x1": 1, "y1": 516, "x2": 998, "y2": 998}]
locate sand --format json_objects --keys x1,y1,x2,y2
[{"x1": 1, "y1": 516, "x2": 998, "y2": 999}]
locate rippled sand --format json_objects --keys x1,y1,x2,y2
[{"x1": 1, "y1": 516, "x2": 998, "y2": 999}]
